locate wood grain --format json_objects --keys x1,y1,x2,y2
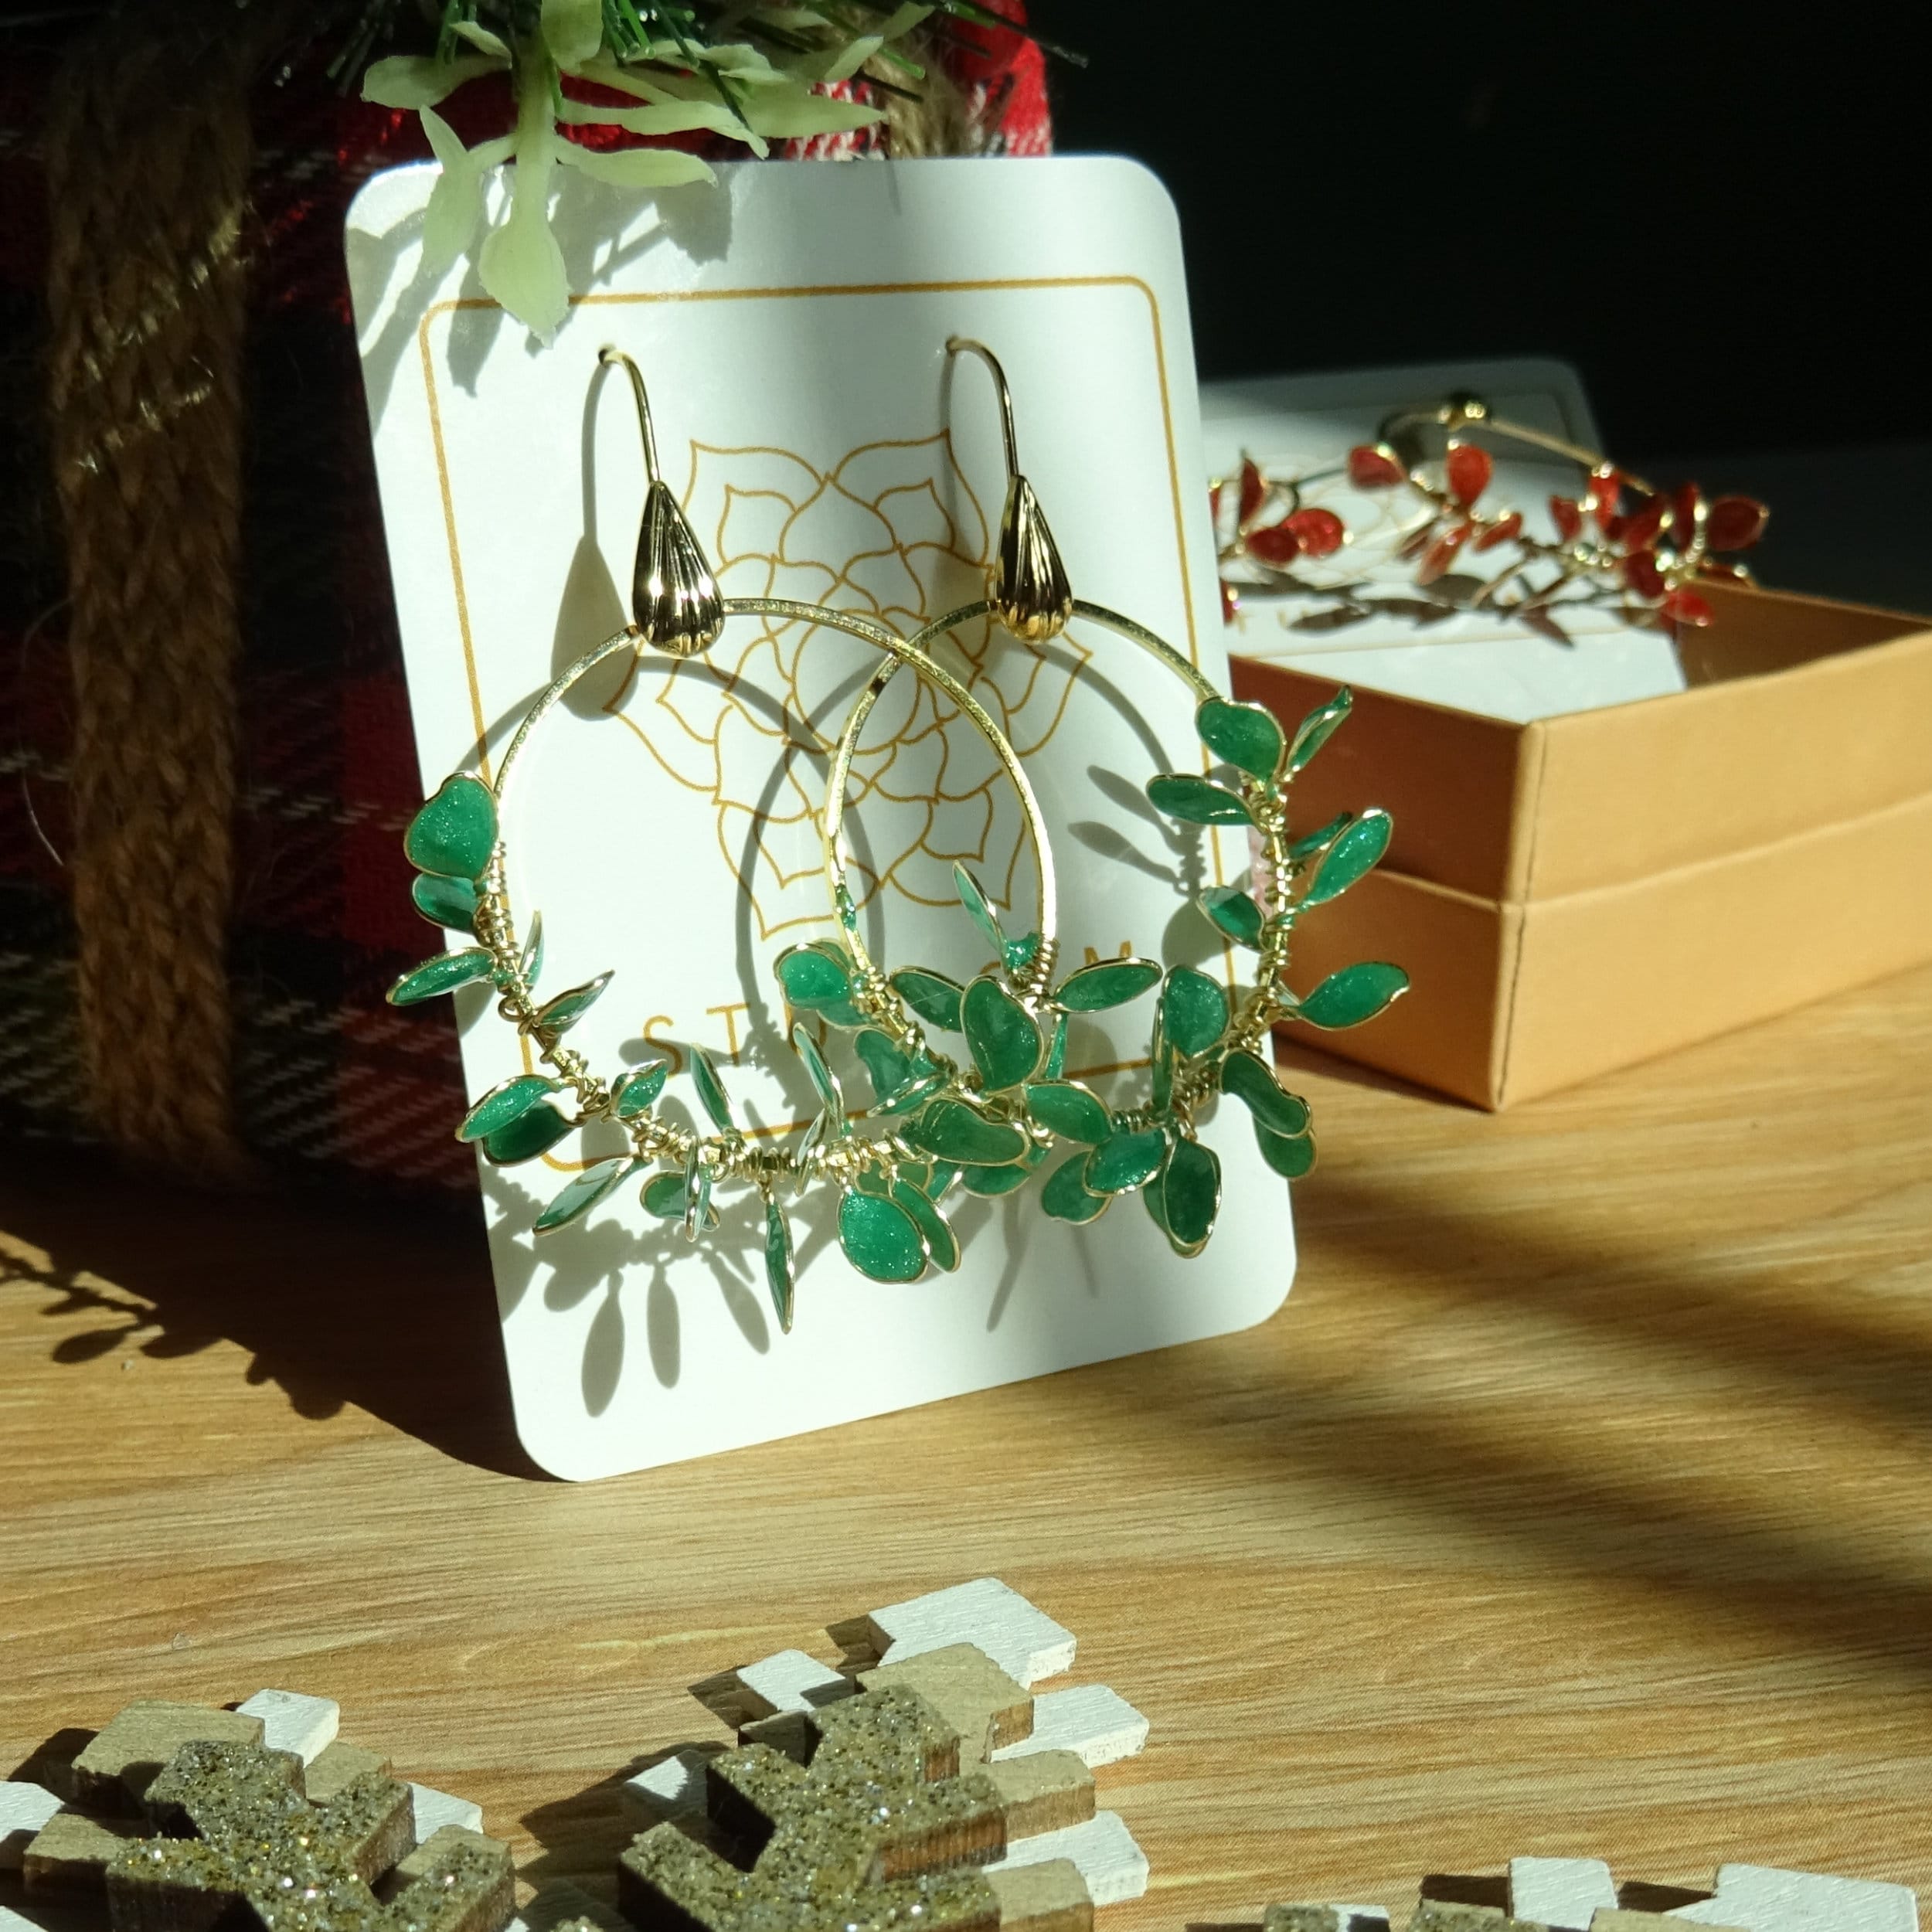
[{"x1": 4, "y1": 963, "x2": 1930, "y2": 1930}]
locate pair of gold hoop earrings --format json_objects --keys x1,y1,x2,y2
[{"x1": 389, "y1": 337, "x2": 1406, "y2": 1332}]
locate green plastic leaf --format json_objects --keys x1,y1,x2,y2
[
  {"x1": 1197, "y1": 697, "x2": 1285, "y2": 779},
  {"x1": 412, "y1": 872, "x2": 478, "y2": 934},
  {"x1": 1304, "y1": 808, "x2": 1393, "y2": 908},
  {"x1": 1289, "y1": 811, "x2": 1353, "y2": 862},
  {"x1": 1220, "y1": 1050, "x2": 1311, "y2": 1136},
  {"x1": 613, "y1": 1061, "x2": 669, "y2": 1119},
  {"x1": 904, "y1": 1100, "x2": 1029, "y2": 1166},
  {"x1": 534, "y1": 1156, "x2": 634, "y2": 1234},
  {"x1": 405, "y1": 774, "x2": 497, "y2": 879},
  {"x1": 682, "y1": 1147, "x2": 712, "y2": 1241},
  {"x1": 1162, "y1": 966, "x2": 1229, "y2": 1059},
  {"x1": 838, "y1": 1191, "x2": 928, "y2": 1284},
  {"x1": 1199, "y1": 885, "x2": 1264, "y2": 949},
  {"x1": 953, "y1": 862, "x2": 1008, "y2": 961},
  {"x1": 764, "y1": 1197, "x2": 795, "y2": 1333},
  {"x1": 689, "y1": 1049, "x2": 734, "y2": 1131},
  {"x1": 891, "y1": 967, "x2": 965, "y2": 1032},
  {"x1": 1084, "y1": 1127, "x2": 1168, "y2": 1196},
  {"x1": 961, "y1": 975, "x2": 1043, "y2": 1092},
  {"x1": 1056, "y1": 957, "x2": 1162, "y2": 1012},
  {"x1": 388, "y1": 948, "x2": 493, "y2": 1006},
  {"x1": 1023, "y1": 1080, "x2": 1110, "y2": 1145},
  {"x1": 478, "y1": 124, "x2": 568, "y2": 339},
  {"x1": 556, "y1": 144, "x2": 715, "y2": 191},
  {"x1": 1040, "y1": 1153, "x2": 1108, "y2": 1223},
  {"x1": 457, "y1": 1073, "x2": 556, "y2": 1144},
  {"x1": 536, "y1": 972, "x2": 612, "y2": 1036},
  {"x1": 481, "y1": 1100, "x2": 573, "y2": 1165},
  {"x1": 1146, "y1": 774, "x2": 1253, "y2": 827},
  {"x1": 892, "y1": 1181, "x2": 959, "y2": 1272},
  {"x1": 791, "y1": 1025, "x2": 844, "y2": 1131},
  {"x1": 1042, "y1": 1015, "x2": 1069, "y2": 1081},
  {"x1": 959, "y1": 1158, "x2": 1037, "y2": 1197},
  {"x1": 1159, "y1": 1136, "x2": 1221, "y2": 1252},
  {"x1": 1256, "y1": 1124, "x2": 1316, "y2": 1179},
  {"x1": 1296, "y1": 961, "x2": 1410, "y2": 1029},
  {"x1": 361, "y1": 53, "x2": 501, "y2": 110},
  {"x1": 1287, "y1": 686, "x2": 1353, "y2": 773},
  {"x1": 855, "y1": 1030, "x2": 919, "y2": 1105},
  {"x1": 776, "y1": 941, "x2": 853, "y2": 1010},
  {"x1": 541, "y1": 0, "x2": 604, "y2": 66}
]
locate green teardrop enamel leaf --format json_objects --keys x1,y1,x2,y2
[
  {"x1": 959, "y1": 1159, "x2": 1036, "y2": 1197},
  {"x1": 411, "y1": 872, "x2": 478, "y2": 934},
  {"x1": 890, "y1": 967, "x2": 965, "y2": 1032},
  {"x1": 775, "y1": 942, "x2": 852, "y2": 1010},
  {"x1": 1196, "y1": 697, "x2": 1284, "y2": 779},
  {"x1": 1023, "y1": 1080, "x2": 1109, "y2": 1145},
  {"x1": 520, "y1": 911, "x2": 545, "y2": 990},
  {"x1": 405, "y1": 774, "x2": 498, "y2": 879},
  {"x1": 892, "y1": 1181, "x2": 959, "y2": 1272},
  {"x1": 1199, "y1": 886, "x2": 1264, "y2": 949},
  {"x1": 791, "y1": 1024, "x2": 844, "y2": 1128},
  {"x1": 904, "y1": 1099, "x2": 1029, "y2": 1166},
  {"x1": 537, "y1": 971, "x2": 612, "y2": 1035},
  {"x1": 1304, "y1": 808, "x2": 1393, "y2": 907},
  {"x1": 457, "y1": 1073, "x2": 557, "y2": 1143},
  {"x1": 1257, "y1": 1123, "x2": 1316, "y2": 1178},
  {"x1": 1003, "y1": 930, "x2": 1042, "y2": 977},
  {"x1": 613, "y1": 1060, "x2": 669, "y2": 1118},
  {"x1": 764, "y1": 1197, "x2": 795, "y2": 1332},
  {"x1": 1220, "y1": 1049, "x2": 1311, "y2": 1135},
  {"x1": 855, "y1": 1029, "x2": 918, "y2": 1104},
  {"x1": 682, "y1": 1148, "x2": 712, "y2": 1240},
  {"x1": 854, "y1": 1166, "x2": 892, "y2": 1199},
  {"x1": 952, "y1": 862, "x2": 1007, "y2": 961},
  {"x1": 1040, "y1": 1152, "x2": 1108, "y2": 1223},
  {"x1": 1287, "y1": 686, "x2": 1352, "y2": 773},
  {"x1": 642, "y1": 1168, "x2": 716, "y2": 1224},
  {"x1": 1160, "y1": 1135, "x2": 1221, "y2": 1251},
  {"x1": 1055, "y1": 957, "x2": 1162, "y2": 1012},
  {"x1": 689, "y1": 1049, "x2": 734, "y2": 1130},
  {"x1": 838, "y1": 1190, "x2": 928, "y2": 1284},
  {"x1": 1290, "y1": 810, "x2": 1353, "y2": 862},
  {"x1": 961, "y1": 975, "x2": 1043, "y2": 1092},
  {"x1": 1146, "y1": 774, "x2": 1253, "y2": 827},
  {"x1": 1084, "y1": 1126, "x2": 1168, "y2": 1196},
  {"x1": 1042, "y1": 1015, "x2": 1069, "y2": 1080},
  {"x1": 1297, "y1": 961, "x2": 1410, "y2": 1029},
  {"x1": 388, "y1": 948, "x2": 494, "y2": 1006},
  {"x1": 877, "y1": 1070, "x2": 947, "y2": 1117},
  {"x1": 1162, "y1": 965, "x2": 1229, "y2": 1059},
  {"x1": 534, "y1": 1156, "x2": 635, "y2": 1234},
  {"x1": 481, "y1": 1100, "x2": 573, "y2": 1165}
]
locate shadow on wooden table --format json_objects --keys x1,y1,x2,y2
[{"x1": 0, "y1": 1148, "x2": 544, "y2": 1479}]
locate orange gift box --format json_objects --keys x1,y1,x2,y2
[{"x1": 1232, "y1": 580, "x2": 1932, "y2": 1107}]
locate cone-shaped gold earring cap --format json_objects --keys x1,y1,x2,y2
[
  {"x1": 988, "y1": 474, "x2": 1073, "y2": 642},
  {"x1": 631, "y1": 478, "x2": 724, "y2": 656}
]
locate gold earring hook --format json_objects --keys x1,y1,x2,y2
[
  {"x1": 598, "y1": 345, "x2": 723, "y2": 657},
  {"x1": 946, "y1": 335, "x2": 1073, "y2": 643}
]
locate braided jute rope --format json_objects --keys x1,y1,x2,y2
[{"x1": 44, "y1": 9, "x2": 268, "y2": 1179}]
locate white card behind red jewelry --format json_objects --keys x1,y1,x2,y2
[
  {"x1": 1201, "y1": 359, "x2": 1690, "y2": 723},
  {"x1": 346, "y1": 157, "x2": 1299, "y2": 1480}
]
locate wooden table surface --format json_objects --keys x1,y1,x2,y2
[{"x1": 4, "y1": 964, "x2": 1930, "y2": 1930}]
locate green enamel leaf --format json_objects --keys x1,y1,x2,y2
[
  {"x1": 1287, "y1": 685, "x2": 1352, "y2": 773},
  {"x1": 892, "y1": 1181, "x2": 959, "y2": 1272},
  {"x1": 838, "y1": 1190, "x2": 928, "y2": 1284},
  {"x1": 764, "y1": 1197, "x2": 795, "y2": 1333},
  {"x1": 1042, "y1": 1014, "x2": 1069, "y2": 1080},
  {"x1": 891, "y1": 967, "x2": 965, "y2": 1032},
  {"x1": 961, "y1": 975, "x2": 1043, "y2": 1092},
  {"x1": 1199, "y1": 885, "x2": 1264, "y2": 949},
  {"x1": 1197, "y1": 697, "x2": 1285, "y2": 779},
  {"x1": 959, "y1": 1158, "x2": 1037, "y2": 1197},
  {"x1": 1162, "y1": 966, "x2": 1229, "y2": 1059},
  {"x1": 643, "y1": 1168, "x2": 717, "y2": 1225},
  {"x1": 776, "y1": 941, "x2": 852, "y2": 1010},
  {"x1": 918, "y1": 1161, "x2": 959, "y2": 1202},
  {"x1": 1040, "y1": 1153, "x2": 1108, "y2": 1223},
  {"x1": 1055, "y1": 957, "x2": 1162, "y2": 1012},
  {"x1": 520, "y1": 912, "x2": 545, "y2": 990},
  {"x1": 388, "y1": 948, "x2": 494, "y2": 1006},
  {"x1": 952, "y1": 862, "x2": 1007, "y2": 961},
  {"x1": 537, "y1": 971, "x2": 612, "y2": 1035},
  {"x1": 1220, "y1": 1049, "x2": 1311, "y2": 1135},
  {"x1": 791, "y1": 1024, "x2": 844, "y2": 1130},
  {"x1": 876, "y1": 1069, "x2": 947, "y2": 1117},
  {"x1": 481, "y1": 1100, "x2": 573, "y2": 1165},
  {"x1": 1084, "y1": 1126, "x2": 1168, "y2": 1196},
  {"x1": 689, "y1": 1048, "x2": 734, "y2": 1130},
  {"x1": 1150, "y1": 1002, "x2": 1175, "y2": 1114},
  {"x1": 1304, "y1": 808, "x2": 1393, "y2": 907},
  {"x1": 854, "y1": 1166, "x2": 893, "y2": 1199},
  {"x1": 1296, "y1": 961, "x2": 1410, "y2": 1029},
  {"x1": 903, "y1": 1098, "x2": 1029, "y2": 1166},
  {"x1": 1290, "y1": 811, "x2": 1354, "y2": 863},
  {"x1": 457, "y1": 1073, "x2": 557, "y2": 1144},
  {"x1": 613, "y1": 1061, "x2": 669, "y2": 1119},
  {"x1": 1023, "y1": 1080, "x2": 1109, "y2": 1145},
  {"x1": 1146, "y1": 773, "x2": 1253, "y2": 827},
  {"x1": 411, "y1": 872, "x2": 478, "y2": 934},
  {"x1": 855, "y1": 1029, "x2": 919, "y2": 1104},
  {"x1": 1003, "y1": 930, "x2": 1042, "y2": 977},
  {"x1": 1257, "y1": 1124, "x2": 1316, "y2": 1179},
  {"x1": 405, "y1": 773, "x2": 497, "y2": 879},
  {"x1": 534, "y1": 1156, "x2": 634, "y2": 1234},
  {"x1": 1160, "y1": 1136, "x2": 1221, "y2": 1252},
  {"x1": 682, "y1": 1147, "x2": 712, "y2": 1240}
]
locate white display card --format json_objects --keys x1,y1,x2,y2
[
  {"x1": 346, "y1": 156, "x2": 1298, "y2": 1480},
  {"x1": 1200, "y1": 358, "x2": 1689, "y2": 723}
]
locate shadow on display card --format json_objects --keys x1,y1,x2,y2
[
  {"x1": 345, "y1": 155, "x2": 1298, "y2": 1480},
  {"x1": 1201, "y1": 357, "x2": 1689, "y2": 724}
]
